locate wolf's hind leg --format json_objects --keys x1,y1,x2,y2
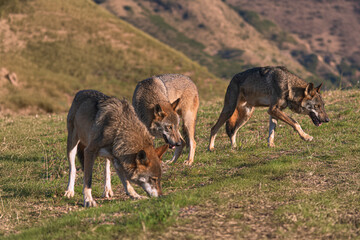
[
  {"x1": 209, "y1": 86, "x2": 238, "y2": 151},
  {"x1": 209, "y1": 109, "x2": 234, "y2": 151},
  {"x1": 83, "y1": 147, "x2": 98, "y2": 207},
  {"x1": 64, "y1": 131, "x2": 79, "y2": 198},
  {"x1": 226, "y1": 104, "x2": 254, "y2": 148},
  {"x1": 102, "y1": 158, "x2": 114, "y2": 198}
]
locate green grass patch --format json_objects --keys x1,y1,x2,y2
[{"x1": 1, "y1": 90, "x2": 359, "y2": 239}]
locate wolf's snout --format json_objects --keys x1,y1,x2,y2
[
  {"x1": 324, "y1": 117, "x2": 330, "y2": 123},
  {"x1": 175, "y1": 142, "x2": 182, "y2": 146}
]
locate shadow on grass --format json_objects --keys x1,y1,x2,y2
[
  {"x1": 0, "y1": 155, "x2": 41, "y2": 163},
  {"x1": 1, "y1": 182, "x2": 63, "y2": 198}
]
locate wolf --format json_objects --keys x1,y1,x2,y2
[
  {"x1": 64, "y1": 90, "x2": 168, "y2": 207},
  {"x1": 132, "y1": 74, "x2": 199, "y2": 165},
  {"x1": 209, "y1": 66, "x2": 330, "y2": 150}
]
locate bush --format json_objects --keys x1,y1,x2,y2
[
  {"x1": 337, "y1": 59, "x2": 356, "y2": 77},
  {"x1": 235, "y1": 9, "x2": 276, "y2": 34},
  {"x1": 302, "y1": 54, "x2": 318, "y2": 73},
  {"x1": 217, "y1": 48, "x2": 244, "y2": 59},
  {"x1": 291, "y1": 51, "x2": 318, "y2": 73}
]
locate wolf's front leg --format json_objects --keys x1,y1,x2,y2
[
  {"x1": 294, "y1": 123, "x2": 313, "y2": 141},
  {"x1": 115, "y1": 167, "x2": 146, "y2": 199},
  {"x1": 268, "y1": 116, "x2": 277, "y2": 147},
  {"x1": 102, "y1": 158, "x2": 114, "y2": 199},
  {"x1": 268, "y1": 105, "x2": 313, "y2": 142},
  {"x1": 125, "y1": 181, "x2": 146, "y2": 199}
]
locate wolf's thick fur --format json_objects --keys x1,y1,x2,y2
[
  {"x1": 133, "y1": 74, "x2": 199, "y2": 165},
  {"x1": 64, "y1": 90, "x2": 168, "y2": 207},
  {"x1": 209, "y1": 66, "x2": 330, "y2": 150}
]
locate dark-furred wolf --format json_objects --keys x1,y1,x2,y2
[
  {"x1": 133, "y1": 74, "x2": 199, "y2": 165},
  {"x1": 209, "y1": 66, "x2": 329, "y2": 150},
  {"x1": 64, "y1": 90, "x2": 168, "y2": 207}
]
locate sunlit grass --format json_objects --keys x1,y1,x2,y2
[{"x1": 0, "y1": 90, "x2": 359, "y2": 239}]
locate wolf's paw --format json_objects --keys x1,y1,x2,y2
[
  {"x1": 302, "y1": 134, "x2": 313, "y2": 142},
  {"x1": 102, "y1": 189, "x2": 114, "y2": 199},
  {"x1": 84, "y1": 199, "x2": 97, "y2": 208},
  {"x1": 130, "y1": 194, "x2": 147, "y2": 200},
  {"x1": 126, "y1": 191, "x2": 147, "y2": 200},
  {"x1": 137, "y1": 195, "x2": 148, "y2": 200},
  {"x1": 268, "y1": 139, "x2": 275, "y2": 147},
  {"x1": 230, "y1": 140, "x2": 237, "y2": 149},
  {"x1": 165, "y1": 159, "x2": 175, "y2": 165},
  {"x1": 208, "y1": 146, "x2": 215, "y2": 152},
  {"x1": 64, "y1": 190, "x2": 75, "y2": 198},
  {"x1": 184, "y1": 160, "x2": 193, "y2": 166}
]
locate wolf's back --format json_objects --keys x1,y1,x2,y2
[{"x1": 67, "y1": 90, "x2": 110, "y2": 123}]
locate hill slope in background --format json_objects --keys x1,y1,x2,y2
[
  {"x1": 100, "y1": 0, "x2": 316, "y2": 82},
  {"x1": 100, "y1": 0, "x2": 359, "y2": 88},
  {"x1": 0, "y1": 0, "x2": 225, "y2": 113},
  {"x1": 226, "y1": 0, "x2": 360, "y2": 87}
]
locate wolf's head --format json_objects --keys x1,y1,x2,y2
[
  {"x1": 129, "y1": 144, "x2": 168, "y2": 197},
  {"x1": 150, "y1": 99, "x2": 182, "y2": 149},
  {"x1": 300, "y1": 83, "x2": 330, "y2": 126}
]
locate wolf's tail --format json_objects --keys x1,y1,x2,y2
[{"x1": 77, "y1": 142, "x2": 85, "y2": 171}]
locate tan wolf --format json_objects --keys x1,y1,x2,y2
[
  {"x1": 64, "y1": 90, "x2": 168, "y2": 207},
  {"x1": 209, "y1": 66, "x2": 330, "y2": 150},
  {"x1": 132, "y1": 74, "x2": 199, "y2": 165}
]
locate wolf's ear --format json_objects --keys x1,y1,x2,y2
[
  {"x1": 154, "y1": 104, "x2": 166, "y2": 119},
  {"x1": 137, "y1": 150, "x2": 149, "y2": 166},
  {"x1": 155, "y1": 144, "x2": 168, "y2": 160},
  {"x1": 315, "y1": 83, "x2": 323, "y2": 93},
  {"x1": 305, "y1": 83, "x2": 315, "y2": 97},
  {"x1": 171, "y1": 98, "x2": 180, "y2": 111}
]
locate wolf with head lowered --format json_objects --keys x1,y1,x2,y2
[
  {"x1": 133, "y1": 74, "x2": 199, "y2": 165},
  {"x1": 209, "y1": 66, "x2": 330, "y2": 150},
  {"x1": 64, "y1": 90, "x2": 168, "y2": 207}
]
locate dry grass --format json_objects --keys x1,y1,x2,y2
[{"x1": 0, "y1": 90, "x2": 359, "y2": 239}]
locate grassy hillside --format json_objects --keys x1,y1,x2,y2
[
  {"x1": 227, "y1": 0, "x2": 360, "y2": 87},
  {"x1": 0, "y1": 0, "x2": 226, "y2": 113},
  {"x1": 1, "y1": 89, "x2": 359, "y2": 238},
  {"x1": 100, "y1": 0, "x2": 318, "y2": 82}
]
